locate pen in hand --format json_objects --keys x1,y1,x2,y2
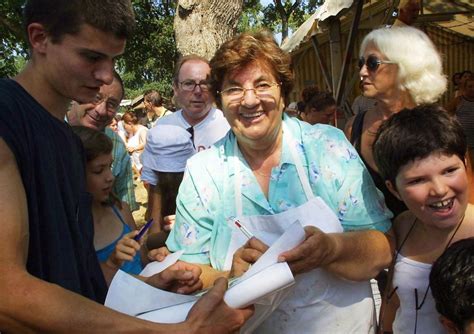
[
  {"x1": 134, "y1": 219, "x2": 154, "y2": 242},
  {"x1": 234, "y1": 220, "x2": 254, "y2": 239}
]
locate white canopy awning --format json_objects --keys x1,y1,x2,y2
[
  {"x1": 281, "y1": 0, "x2": 354, "y2": 53},
  {"x1": 282, "y1": 0, "x2": 473, "y2": 54}
]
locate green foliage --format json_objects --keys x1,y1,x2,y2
[
  {"x1": 0, "y1": 0, "x2": 27, "y2": 78},
  {"x1": 1, "y1": 0, "x2": 322, "y2": 100},
  {"x1": 239, "y1": 0, "x2": 265, "y2": 32},
  {"x1": 118, "y1": 0, "x2": 178, "y2": 100},
  {"x1": 240, "y1": 0, "x2": 323, "y2": 39}
]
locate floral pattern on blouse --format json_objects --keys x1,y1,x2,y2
[{"x1": 167, "y1": 115, "x2": 392, "y2": 270}]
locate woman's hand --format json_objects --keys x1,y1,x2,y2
[
  {"x1": 161, "y1": 214, "x2": 176, "y2": 231},
  {"x1": 126, "y1": 146, "x2": 135, "y2": 153},
  {"x1": 106, "y1": 230, "x2": 141, "y2": 269},
  {"x1": 147, "y1": 246, "x2": 171, "y2": 262},
  {"x1": 145, "y1": 261, "x2": 203, "y2": 294},
  {"x1": 230, "y1": 237, "x2": 269, "y2": 278},
  {"x1": 277, "y1": 226, "x2": 339, "y2": 275}
]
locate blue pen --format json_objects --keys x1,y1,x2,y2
[{"x1": 134, "y1": 219, "x2": 154, "y2": 241}]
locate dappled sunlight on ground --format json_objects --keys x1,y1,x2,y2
[{"x1": 132, "y1": 178, "x2": 148, "y2": 228}]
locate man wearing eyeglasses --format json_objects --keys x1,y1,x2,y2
[
  {"x1": 142, "y1": 54, "x2": 230, "y2": 241},
  {"x1": 67, "y1": 72, "x2": 138, "y2": 212}
]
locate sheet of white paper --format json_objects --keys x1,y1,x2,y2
[
  {"x1": 139, "y1": 250, "x2": 184, "y2": 277},
  {"x1": 241, "y1": 221, "x2": 305, "y2": 280},
  {"x1": 238, "y1": 196, "x2": 342, "y2": 245},
  {"x1": 225, "y1": 196, "x2": 342, "y2": 271},
  {"x1": 225, "y1": 262, "x2": 294, "y2": 308},
  {"x1": 137, "y1": 301, "x2": 195, "y2": 323},
  {"x1": 105, "y1": 227, "x2": 298, "y2": 324},
  {"x1": 105, "y1": 270, "x2": 197, "y2": 316},
  {"x1": 136, "y1": 262, "x2": 294, "y2": 324}
]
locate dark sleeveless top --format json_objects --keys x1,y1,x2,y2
[
  {"x1": 351, "y1": 110, "x2": 407, "y2": 218},
  {"x1": 0, "y1": 79, "x2": 107, "y2": 302}
]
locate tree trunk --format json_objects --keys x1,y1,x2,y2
[{"x1": 174, "y1": 0, "x2": 243, "y2": 60}]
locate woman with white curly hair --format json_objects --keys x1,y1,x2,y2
[{"x1": 345, "y1": 25, "x2": 447, "y2": 218}]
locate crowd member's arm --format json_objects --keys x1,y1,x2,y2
[
  {"x1": 194, "y1": 264, "x2": 229, "y2": 289},
  {"x1": 445, "y1": 96, "x2": 460, "y2": 116},
  {"x1": 140, "y1": 167, "x2": 162, "y2": 235},
  {"x1": 137, "y1": 128, "x2": 148, "y2": 151},
  {"x1": 148, "y1": 248, "x2": 228, "y2": 289},
  {"x1": 120, "y1": 201, "x2": 138, "y2": 230},
  {"x1": 343, "y1": 115, "x2": 355, "y2": 140},
  {"x1": 148, "y1": 183, "x2": 163, "y2": 233},
  {"x1": 0, "y1": 139, "x2": 252, "y2": 333},
  {"x1": 111, "y1": 135, "x2": 138, "y2": 211}
]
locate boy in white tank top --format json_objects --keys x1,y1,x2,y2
[{"x1": 372, "y1": 105, "x2": 474, "y2": 334}]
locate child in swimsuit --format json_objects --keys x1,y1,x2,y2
[{"x1": 73, "y1": 126, "x2": 144, "y2": 279}]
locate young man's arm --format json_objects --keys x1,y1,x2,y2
[{"x1": 0, "y1": 139, "x2": 251, "y2": 333}]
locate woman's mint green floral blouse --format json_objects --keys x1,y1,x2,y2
[{"x1": 167, "y1": 115, "x2": 392, "y2": 270}]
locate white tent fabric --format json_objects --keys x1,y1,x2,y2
[
  {"x1": 281, "y1": 0, "x2": 473, "y2": 54},
  {"x1": 281, "y1": 0, "x2": 354, "y2": 53}
]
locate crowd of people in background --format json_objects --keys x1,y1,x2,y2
[{"x1": 0, "y1": 0, "x2": 473, "y2": 333}]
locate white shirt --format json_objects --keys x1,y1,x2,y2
[
  {"x1": 141, "y1": 108, "x2": 230, "y2": 185},
  {"x1": 393, "y1": 254, "x2": 445, "y2": 334}
]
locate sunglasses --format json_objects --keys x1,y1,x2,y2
[{"x1": 358, "y1": 55, "x2": 396, "y2": 72}]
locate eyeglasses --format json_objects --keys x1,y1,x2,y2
[
  {"x1": 358, "y1": 55, "x2": 396, "y2": 72},
  {"x1": 92, "y1": 93, "x2": 120, "y2": 112},
  {"x1": 179, "y1": 80, "x2": 211, "y2": 92},
  {"x1": 219, "y1": 82, "x2": 280, "y2": 102}
]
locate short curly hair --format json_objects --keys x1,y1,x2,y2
[
  {"x1": 373, "y1": 104, "x2": 466, "y2": 183},
  {"x1": 210, "y1": 29, "x2": 294, "y2": 109},
  {"x1": 360, "y1": 26, "x2": 446, "y2": 105}
]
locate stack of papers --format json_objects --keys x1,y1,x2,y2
[{"x1": 105, "y1": 221, "x2": 306, "y2": 325}]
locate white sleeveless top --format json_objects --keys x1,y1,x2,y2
[
  {"x1": 392, "y1": 255, "x2": 445, "y2": 334},
  {"x1": 127, "y1": 125, "x2": 147, "y2": 171}
]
